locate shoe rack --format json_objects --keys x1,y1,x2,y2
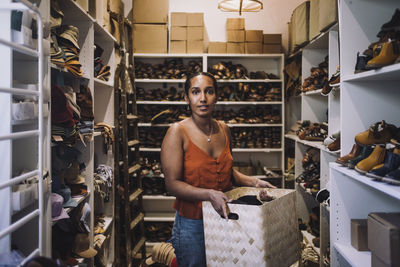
[
  {"x1": 285, "y1": 22, "x2": 340, "y2": 266},
  {"x1": 133, "y1": 53, "x2": 285, "y2": 251},
  {"x1": 330, "y1": 0, "x2": 400, "y2": 266},
  {"x1": 50, "y1": 0, "x2": 116, "y2": 266},
  {"x1": 0, "y1": 0, "x2": 51, "y2": 261}
]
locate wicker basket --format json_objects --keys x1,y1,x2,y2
[{"x1": 202, "y1": 187, "x2": 300, "y2": 267}]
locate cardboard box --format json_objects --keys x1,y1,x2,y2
[
  {"x1": 208, "y1": 42, "x2": 227, "y2": 54},
  {"x1": 203, "y1": 187, "x2": 299, "y2": 266},
  {"x1": 170, "y1": 40, "x2": 186, "y2": 53},
  {"x1": 368, "y1": 213, "x2": 400, "y2": 266},
  {"x1": 227, "y1": 42, "x2": 244, "y2": 54},
  {"x1": 132, "y1": 0, "x2": 168, "y2": 24},
  {"x1": 245, "y1": 30, "x2": 263, "y2": 43},
  {"x1": 319, "y1": 0, "x2": 338, "y2": 31},
  {"x1": 263, "y1": 44, "x2": 282, "y2": 54},
  {"x1": 171, "y1": 12, "x2": 187, "y2": 26},
  {"x1": 108, "y1": 0, "x2": 122, "y2": 14},
  {"x1": 227, "y1": 30, "x2": 245, "y2": 42},
  {"x1": 170, "y1": 26, "x2": 187, "y2": 41},
  {"x1": 226, "y1": 18, "x2": 245, "y2": 30},
  {"x1": 187, "y1": 40, "x2": 203, "y2": 53},
  {"x1": 351, "y1": 219, "x2": 369, "y2": 251},
  {"x1": 245, "y1": 42, "x2": 262, "y2": 54},
  {"x1": 12, "y1": 183, "x2": 38, "y2": 212},
  {"x1": 292, "y1": 1, "x2": 310, "y2": 46},
  {"x1": 309, "y1": 0, "x2": 320, "y2": 40},
  {"x1": 187, "y1": 13, "x2": 204, "y2": 27},
  {"x1": 187, "y1": 27, "x2": 203, "y2": 40},
  {"x1": 263, "y1": 34, "x2": 282, "y2": 44},
  {"x1": 133, "y1": 24, "x2": 167, "y2": 53}
]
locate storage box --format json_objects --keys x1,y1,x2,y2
[
  {"x1": 245, "y1": 30, "x2": 263, "y2": 43},
  {"x1": 309, "y1": 0, "x2": 320, "y2": 40},
  {"x1": 263, "y1": 34, "x2": 282, "y2": 44},
  {"x1": 12, "y1": 183, "x2": 39, "y2": 212},
  {"x1": 171, "y1": 12, "x2": 187, "y2": 26},
  {"x1": 170, "y1": 40, "x2": 186, "y2": 53},
  {"x1": 292, "y1": 1, "x2": 310, "y2": 46},
  {"x1": 108, "y1": 0, "x2": 122, "y2": 14},
  {"x1": 245, "y1": 42, "x2": 262, "y2": 54},
  {"x1": 187, "y1": 27, "x2": 203, "y2": 40},
  {"x1": 226, "y1": 18, "x2": 245, "y2": 30},
  {"x1": 187, "y1": 13, "x2": 204, "y2": 27},
  {"x1": 132, "y1": 0, "x2": 169, "y2": 24},
  {"x1": 263, "y1": 44, "x2": 282, "y2": 54},
  {"x1": 319, "y1": 0, "x2": 338, "y2": 31},
  {"x1": 187, "y1": 40, "x2": 203, "y2": 53},
  {"x1": 170, "y1": 26, "x2": 187, "y2": 41},
  {"x1": 208, "y1": 42, "x2": 227, "y2": 54},
  {"x1": 203, "y1": 187, "x2": 299, "y2": 266},
  {"x1": 227, "y1": 42, "x2": 244, "y2": 54},
  {"x1": 351, "y1": 219, "x2": 369, "y2": 251},
  {"x1": 368, "y1": 213, "x2": 400, "y2": 266},
  {"x1": 227, "y1": 30, "x2": 245, "y2": 42},
  {"x1": 133, "y1": 24, "x2": 167, "y2": 53}
]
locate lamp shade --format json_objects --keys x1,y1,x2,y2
[{"x1": 218, "y1": 0, "x2": 263, "y2": 15}]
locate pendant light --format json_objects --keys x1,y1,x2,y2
[{"x1": 218, "y1": 0, "x2": 263, "y2": 15}]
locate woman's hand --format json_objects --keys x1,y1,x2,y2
[
  {"x1": 208, "y1": 189, "x2": 231, "y2": 219},
  {"x1": 254, "y1": 178, "x2": 277, "y2": 189}
]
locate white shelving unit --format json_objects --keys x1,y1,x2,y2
[
  {"x1": 327, "y1": 1, "x2": 400, "y2": 266},
  {"x1": 285, "y1": 21, "x2": 340, "y2": 266}
]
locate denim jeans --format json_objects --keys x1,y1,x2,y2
[{"x1": 171, "y1": 212, "x2": 207, "y2": 267}]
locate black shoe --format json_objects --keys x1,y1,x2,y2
[
  {"x1": 381, "y1": 9, "x2": 400, "y2": 31},
  {"x1": 354, "y1": 52, "x2": 372, "y2": 74}
]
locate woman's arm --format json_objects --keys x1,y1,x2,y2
[
  {"x1": 221, "y1": 122, "x2": 277, "y2": 188},
  {"x1": 161, "y1": 123, "x2": 231, "y2": 218}
]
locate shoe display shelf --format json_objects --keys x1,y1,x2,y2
[
  {"x1": 134, "y1": 53, "x2": 285, "y2": 251},
  {"x1": 285, "y1": 22, "x2": 340, "y2": 267},
  {"x1": 330, "y1": 2, "x2": 400, "y2": 266},
  {"x1": 0, "y1": 0, "x2": 52, "y2": 262},
  {"x1": 50, "y1": 0, "x2": 117, "y2": 266}
]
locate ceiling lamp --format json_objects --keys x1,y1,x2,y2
[{"x1": 218, "y1": 0, "x2": 263, "y2": 15}]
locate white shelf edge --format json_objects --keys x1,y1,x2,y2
[
  {"x1": 134, "y1": 53, "x2": 283, "y2": 58},
  {"x1": 217, "y1": 79, "x2": 282, "y2": 83},
  {"x1": 144, "y1": 213, "x2": 175, "y2": 222},
  {"x1": 102, "y1": 216, "x2": 113, "y2": 233},
  {"x1": 66, "y1": 0, "x2": 95, "y2": 22},
  {"x1": 301, "y1": 230, "x2": 320, "y2": 256},
  {"x1": 142, "y1": 195, "x2": 176, "y2": 200},
  {"x1": 343, "y1": 62, "x2": 400, "y2": 82},
  {"x1": 94, "y1": 77, "x2": 113, "y2": 88},
  {"x1": 285, "y1": 134, "x2": 340, "y2": 155},
  {"x1": 93, "y1": 21, "x2": 117, "y2": 43},
  {"x1": 302, "y1": 89, "x2": 323, "y2": 96},
  {"x1": 134, "y1": 53, "x2": 204, "y2": 58},
  {"x1": 330, "y1": 163, "x2": 400, "y2": 201},
  {"x1": 333, "y1": 242, "x2": 371, "y2": 267}
]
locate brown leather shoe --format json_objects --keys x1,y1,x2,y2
[
  {"x1": 355, "y1": 144, "x2": 386, "y2": 174},
  {"x1": 355, "y1": 120, "x2": 397, "y2": 146},
  {"x1": 327, "y1": 137, "x2": 340, "y2": 152},
  {"x1": 336, "y1": 143, "x2": 362, "y2": 166}
]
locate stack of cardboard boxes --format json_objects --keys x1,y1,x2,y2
[
  {"x1": 170, "y1": 12, "x2": 204, "y2": 54},
  {"x1": 263, "y1": 34, "x2": 282, "y2": 53},
  {"x1": 132, "y1": 0, "x2": 169, "y2": 53},
  {"x1": 226, "y1": 18, "x2": 245, "y2": 54},
  {"x1": 245, "y1": 30, "x2": 263, "y2": 54}
]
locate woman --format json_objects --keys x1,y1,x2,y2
[{"x1": 161, "y1": 72, "x2": 276, "y2": 266}]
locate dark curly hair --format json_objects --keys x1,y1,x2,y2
[{"x1": 184, "y1": 72, "x2": 218, "y2": 95}]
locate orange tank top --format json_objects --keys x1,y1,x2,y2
[{"x1": 173, "y1": 121, "x2": 233, "y2": 219}]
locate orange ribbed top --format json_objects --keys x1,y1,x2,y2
[{"x1": 173, "y1": 121, "x2": 233, "y2": 219}]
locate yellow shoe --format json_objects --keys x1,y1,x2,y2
[
  {"x1": 355, "y1": 145, "x2": 386, "y2": 174},
  {"x1": 366, "y1": 40, "x2": 398, "y2": 69},
  {"x1": 355, "y1": 120, "x2": 397, "y2": 146}
]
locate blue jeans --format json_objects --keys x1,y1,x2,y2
[{"x1": 171, "y1": 212, "x2": 206, "y2": 267}]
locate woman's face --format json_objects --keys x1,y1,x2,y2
[{"x1": 185, "y1": 75, "x2": 217, "y2": 117}]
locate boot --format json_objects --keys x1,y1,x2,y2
[
  {"x1": 355, "y1": 120, "x2": 397, "y2": 146},
  {"x1": 381, "y1": 9, "x2": 400, "y2": 31},
  {"x1": 382, "y1": 165, "x2": 400, "y2": 185},
  {"x1": 366, "y1": 40, "x2": 399, "y2": 69},
  {"x1": 348, "y1": 145, "x2": 374, "y2": 169},
  {"x1": 336, "y1": 144, "x2": 362, "y2": 166},
  {"x1": 366, "y1": 150, "x2": 400, "y2": 180},
  {"x1": 355, "y1": 145, "x2": 386, "y2": 174}
]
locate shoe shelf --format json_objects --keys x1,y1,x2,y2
[
  {"x1": 143, "y1": 212, "x2": 176, "y2": 222},
  {"x1": 217, "y1": 79, "x2": 282, "y2": 83},
  {"x1": 285, "y1": 134, "x2": 340, "y2": 155},
  {"x1": 103, "y1": 216, "x2": 114, "y2": 233},
  {"x1": 93, "y1": 20, "x2": 117, "y2": 44},
  {"x1": 301, "y1": 89, "x2": 323, "y2": 96},
  {"x1": 330, "y1": 163, "x2": 400, "y2": 201},
  {"x1": 343, "y1": 62, "x2": 400, "y2": 82},
  {"x1": 50, "y1": 63, "x2": 90, "y2": 80},
  {"x1": 333, "y1": 242, "x2": 371, "y2": 267},
  {"x1": 142, "y1": 195, "x2": 176, "y2": 200},
  {"x1": 132, "y1": 237, "x2": 147, "y2": 257},
  {"x1": 135, "y1": 79, "x2": 186, "y2": 83},
  {"x1": 64, "y1": 192, "x2": 90, "y2": 214},
  {"x1": 301, "y1": 230, "x2": 321, "y2": 256},
  {"x1": 94, "y1": 77, "x2": 113, "y2": 89}
]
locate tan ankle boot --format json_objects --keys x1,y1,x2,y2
[{"x1": 355, "y1": 145, "x2": 386, "y2": 174}]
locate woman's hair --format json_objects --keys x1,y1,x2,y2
[{"x1": 184, "y1": 72, "x2": 218, "y2": 95}]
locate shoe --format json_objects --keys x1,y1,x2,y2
[
  {"x1": 328, "y1": 66, "x2": 340, "y2": 87},
  {"x1": 348, "y1": 145, "x2": 374, "y2": 169},
  {"x1": 355, "y1": 120, "x2": 397, "y2": 146},
  {"x1": 381, "y1": 9, "x2": 400, "y2": 31},
  {"x1": 316, "y1": 188, "x2": 330, "y2": 203},
  {"x1": 390, "y1": 127, "x2": 400, "y2": 146},
  {"x1": 355, "y1": 145, "x2": 386, "y2": 174},
  {"x1": 366, "y1": 150, "x2": 400, "y2": 180},
  {"x1": 354, "y1": 52, "x2": 372, "y2": 73},
  {"x1": 366, "y1": 40, "x2": 399, "y2": 69},
  {"x1": 328, "y1": 137, "x2": 340, "y2": 152},
  {"x1": 382, "y1": 166, "x2": 400, "y2": 185},
  {"x1": 336, "y1": 143, "x2": 362, "y2": 166},
  {"x1": 323, "y1": 132, "x2": 340, "y2": 146}
]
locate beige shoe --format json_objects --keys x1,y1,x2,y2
[{"x1": 355, "y1": 145, "x2": 386, "y2": 174}]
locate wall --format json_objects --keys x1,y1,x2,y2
[{"x1": 125, "y1": 0, "x2": 305, "y2": 53}]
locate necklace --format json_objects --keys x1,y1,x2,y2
[{"x1": 207, "y1": 122, "x2": 213, "y2": 142}]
